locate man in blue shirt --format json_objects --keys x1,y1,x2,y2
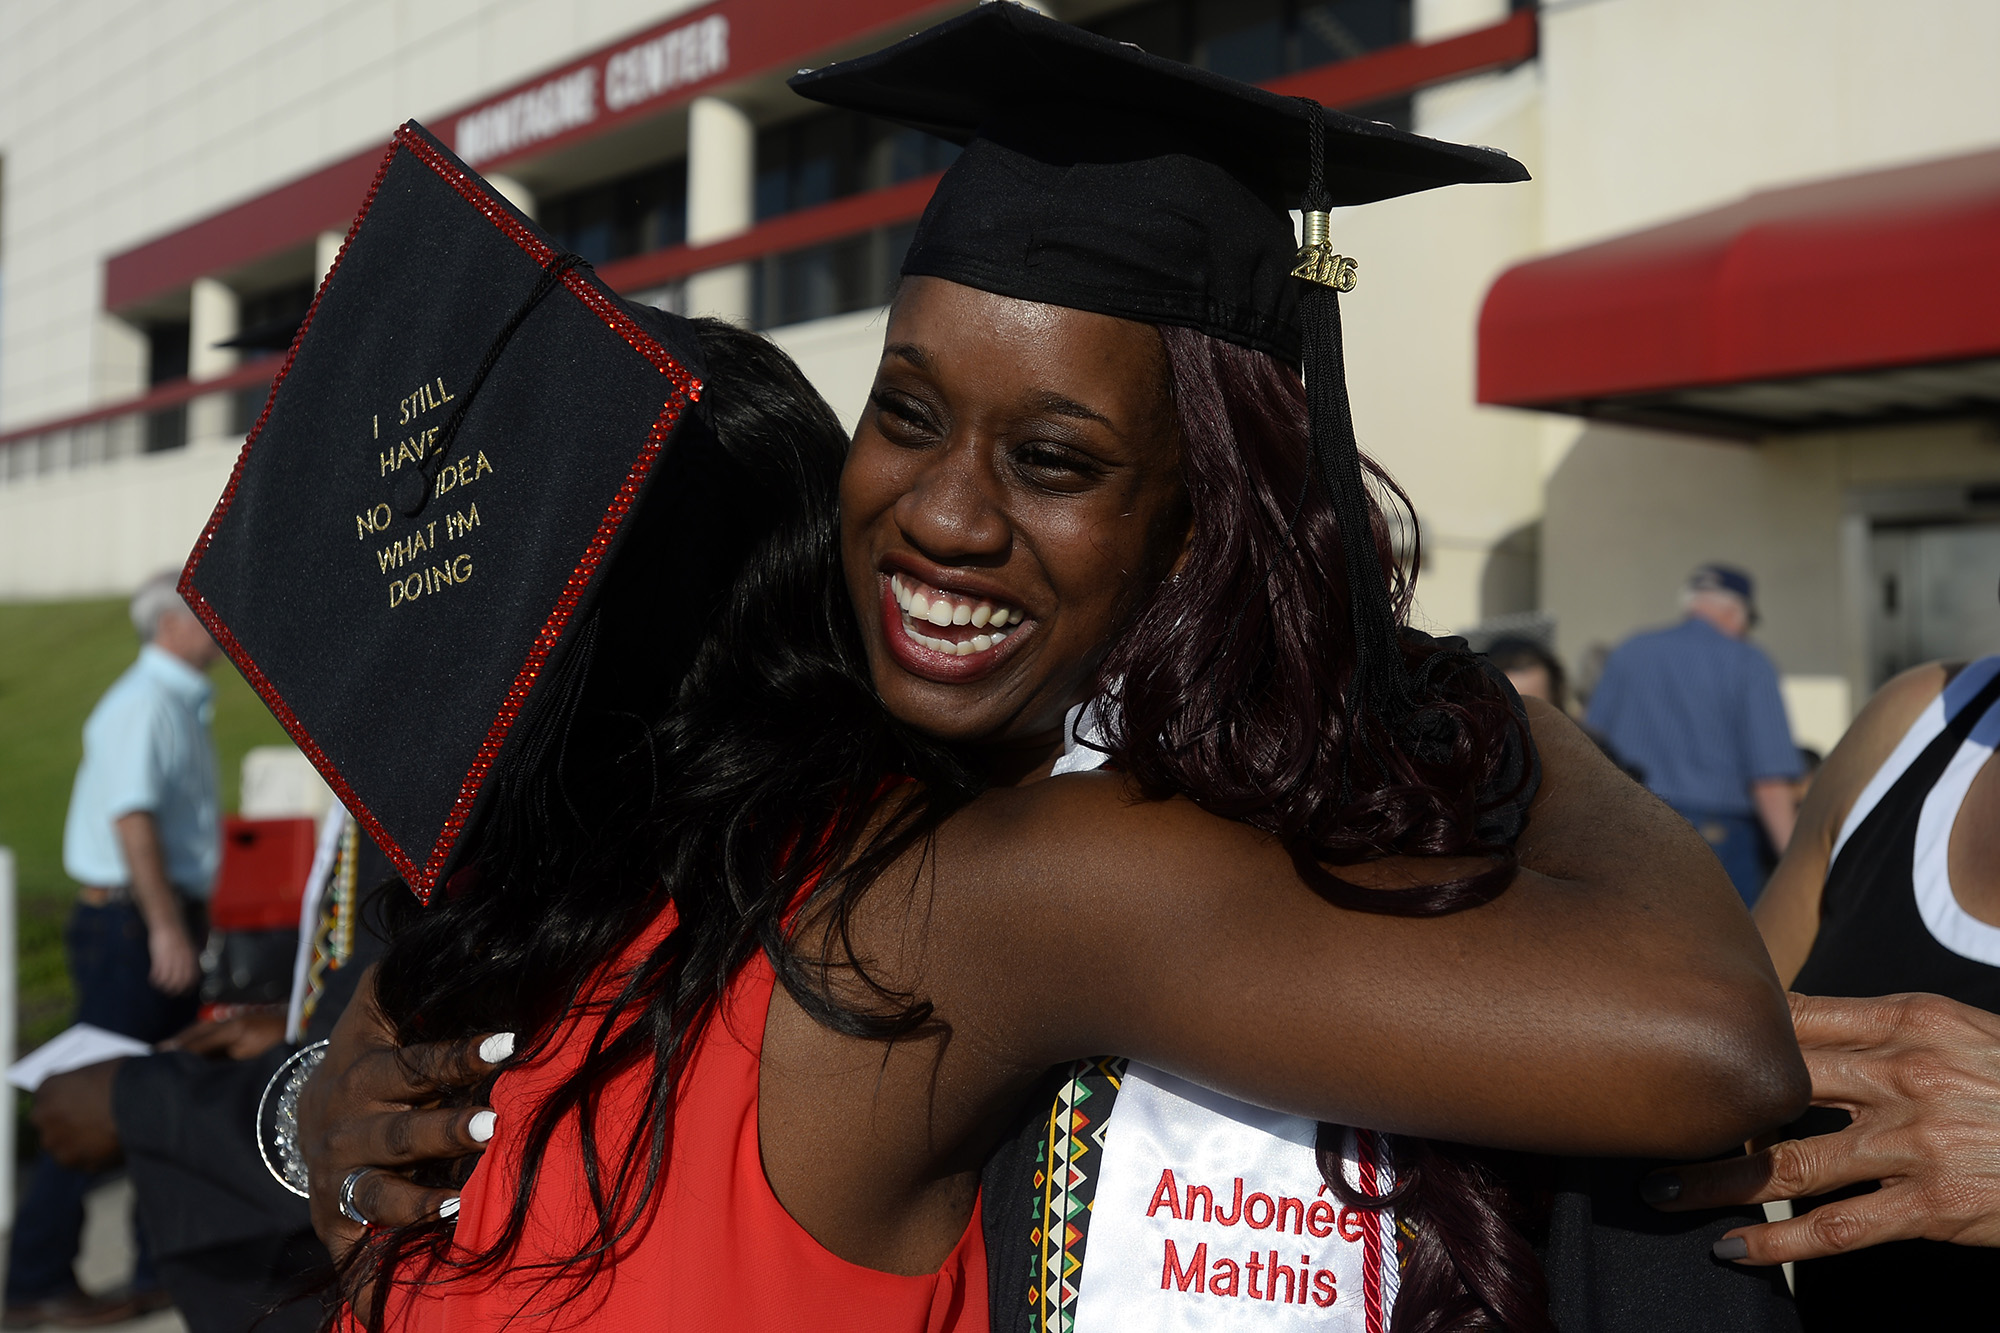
[
  {"x1": 4, "y1": 573, "x2": 221, "y2": 1327},
  {"x1": 1587, "y1": 565, "x2": 1802, "y2": 906}
]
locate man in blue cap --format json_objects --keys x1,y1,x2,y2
[{"x1": 1587, "y1": 564, "x2": 1803, "y2": 905}]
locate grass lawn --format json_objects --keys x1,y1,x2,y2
[{"x1": 0, "y1": 598, "x2": 290, "y2": 1052}]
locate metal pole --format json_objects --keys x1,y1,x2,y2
[{"x1": 0, "y1": 845, "x2": 17, "y2": 1274}]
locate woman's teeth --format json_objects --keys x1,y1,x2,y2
[{"x1": 890, "y1": 574, "x2": 1021, "y2": 656}]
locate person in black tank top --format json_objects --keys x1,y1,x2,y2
[{"x1": 1650, "y1": 658, "x2": 2000, "y2": 1327}]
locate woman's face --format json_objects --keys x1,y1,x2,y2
[{"x1": 841, "y1": 277, "x2": 1188, "y2": 766}]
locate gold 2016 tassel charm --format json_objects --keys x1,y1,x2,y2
[{"x1": 1292, "y1": 209, "x2": 1359, "y2": 292}]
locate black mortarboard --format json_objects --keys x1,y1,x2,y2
[
  {"x1": 792, "y1": 2, "x2": 1530, "y2": 746},
  {"x1": 181, "y1": 121, "x2": 707, "y2": 903}
]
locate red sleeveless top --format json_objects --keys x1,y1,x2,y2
[{"x1": 379, "y1": 907, "x2": 990, "y2": 1331}]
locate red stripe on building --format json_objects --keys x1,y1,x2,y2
[
  {"x1": 596, "y1": 170, "x2": 942, "y2": 292},
  {"x1": 1267, "y1": 10, "x2": 1536, "y2": 110},
  {"x1": 105, "y1": 0, "x2": 959, "y2": 312}
]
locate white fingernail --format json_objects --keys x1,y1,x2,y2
[
  {"x1": 439, "y1": 1196, "x2": 461, "y2": 1220},
  {"x1": 468, "y1": 1110, "x2": 497, "y2": 1143},
  {"x1": 478, "y1": 1032, "x2": 516, "y2": 1064}
]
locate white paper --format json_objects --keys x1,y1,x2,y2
[{"x1": 7, "y1": 1023, "x2": 153, "y2": 1092}]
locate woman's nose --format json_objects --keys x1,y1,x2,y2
[{"x1": 895, "y1": 441, "x2": 1009, "y2": 564}]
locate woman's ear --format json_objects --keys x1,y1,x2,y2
[
  {"x1": 1165, "y1": 517, "x2": 1194, "y2": 584},
  {"x1": 1161, "y1": 457, "x2": 1196, "y2": 584}
]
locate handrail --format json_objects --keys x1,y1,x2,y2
[
  {"x1": 0, "y1": 359, "x2": 279, "y2": 449},
  {"x1": 595, "y1": 171, "x2": 944, "y2": 293},
  {"x1": 1266, "y1": 9, "x2": 1537, "y2": 109}
]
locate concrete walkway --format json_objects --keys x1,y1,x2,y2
[{"x1": 5, "y1": 1176, "x2": 187, "y2": 1333}]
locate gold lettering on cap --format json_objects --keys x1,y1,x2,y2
[
  {"x1": 445, "y1": 502, "x2": 480, "y2": 541},
  {"x1": 399, "y1": 376, "x2": 455, "y2": 426},
  {"x1": 374, "y1": 520, "x2": 439, "y2": 573},
  {"x1": 355, "y1": 502, "x2": 392, "y2": 541},
  {"x1": 368, "y1": 376, "x2": 484, "y2": 609},
  {"x1": 386, "y1": 553, "x2": 474, "y2": 608}
]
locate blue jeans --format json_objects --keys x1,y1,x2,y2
[
  {"x1": 1674, "y1": 808, "x2": 1772, "y2": 909},
  {"x1": 6, "y1": 900, "x2": 204, "y2": 1302}
]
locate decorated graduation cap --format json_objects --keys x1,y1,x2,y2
[
  {"x1": 181, "y1": 121, "x2": 708, "y2": 902},
  {"x1": 793, "y1": 1, "x2": 1529, "y2": 743}
]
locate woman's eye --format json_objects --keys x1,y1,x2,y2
[
  {"x1": 871, "y1": 393, "x2": 935, "y2": 442},
  {"x1": 1014, "y1": 443, "x2": 1105, "y2": 487}
]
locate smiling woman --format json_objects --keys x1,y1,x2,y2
[
  {"x1": 845, "y1": 282, "x2": 1187, "y2": 746},
  {"x1": 285, "y1": 9, "x2": 1806, "y2": 1333}
]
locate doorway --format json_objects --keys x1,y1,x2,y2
[{"x1": 1870, "y1": 519, "x2": 2000, "y2": 684}]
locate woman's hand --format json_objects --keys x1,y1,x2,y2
[
  {"x1": 162, "y1": 1010, "x2": 289, "y2": 1060},
  {"x1": 299, "y1": 965, "x2": 511, "y2": 1261},
  {"x1": 1648, "y1": 992, "x2": 2000, "y2": 1262}
]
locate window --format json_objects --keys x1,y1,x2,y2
[
  {"x1": 1088, "y1": 0, "x2": 1414, "y2": 83},
  {"x1": 751, "y1": 223, "x2": 916, "y2": 331},
  {"x1": 743, "y1": 109, "x2": 956, "y2": 326},
  {"x1": 755, "y1": 111, "x2": 958, "y2": 222},
  {"x1": 230, "y1": 281, "x2": 316, "y2": 354},
  {"x1": 146, "y1": 321, "x2": 189, "y2": 386},
  {"x1": 144, "y1": 404, "x2": 187, "y2": 454},
  {"x1": 541, "y1": 159, "x2": 689, "y2": 266}
]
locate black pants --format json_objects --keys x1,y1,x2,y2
[{"x1": 6, "y1": 898, "x2": 207, "y2": 1302}]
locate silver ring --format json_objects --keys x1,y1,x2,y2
[{"x1": 339, "y1": 1166, "x2": 375, "y2": 1225}]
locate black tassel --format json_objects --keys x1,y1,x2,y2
[
  {"x1": 394, "y1": 250, "x2": 590, "y2": 517},
  {"x1": 1292, "y1": 101, "x2": 1472, "y2": 784}
]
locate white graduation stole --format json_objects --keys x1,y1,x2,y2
[
  {"x1": 1070, "y1": 1063, "x2": 1398, "y2": 1333},
  {"x1": 1056, "y1": 705, "x2": 1399, "y2": 1332}
]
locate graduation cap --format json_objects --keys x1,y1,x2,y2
[
  {"x1": 793, "y1": 1, "x2": 1530, "y2": 745},
  {"x1": 180, "y1": 121, "x2": 707, "y2": 903}
]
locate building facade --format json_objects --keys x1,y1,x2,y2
[{"x1": 1, "y1": 0, "x2": 1996, "y2": 750}]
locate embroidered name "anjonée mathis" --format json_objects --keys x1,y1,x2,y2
[{"x1": 1148, "y1": 1169, "x2": 1371, "y2": 1307}]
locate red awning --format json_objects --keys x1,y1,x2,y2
[{"x1": 1478, "y1": 147, "x2": 2000, "y2": 437}]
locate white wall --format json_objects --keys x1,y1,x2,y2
[
  {"x1": 1539, "y1": 0, "x2": 2000, "y2": 252},
  {"x1": 0, "y1": 0, "x2": 708, "y2": 431},
  {"x1": 1348, "y1": 63, "x2": 1547, "y2": 633},
  {"x1": 1526, "y1": 0, "x2": 2000, "y2": 736},
  {"x1": 0, "y1": 430, "x2": 239, "y2": 598},
  {"x1": 766, "y1": 305, "x2": 895, "y2": 436},
  {"x1": 1542, "y1": 418, "x2": 2000, "y2": 721}
]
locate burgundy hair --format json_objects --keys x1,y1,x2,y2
[
  {"x1": 1105, "y1": 325, "x2": 1530, "y2": 897},
  {"x1": 1101, "y1": 325, "x2": 1552, "y2": 1332}
]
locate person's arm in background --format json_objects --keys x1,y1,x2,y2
[
  {"x1": 1580, "y1": 645, "x2": 1624, "y2": 741},
  {"x1": 114, "y1": 809, "x2": 198, "y2": 995},
  {"x1": 1741, "y1": 652, "x2": 1807, "y2": 856},
  {"x1": 1652, "y1": 992, "x2": 2000, "y2": 1261},
  {"x1": 1650, "y1": 663, "x2": 2000, "y2": 1263},
  {"x1": 1753, "y1": 663, "x2": 1946, "y2": 984},
  {"x1": 1750, "y1": 780, "x2": 1798, "y2": 864},
  {"x1": 98, "y1": 689, "x2": 202, "y2": 997}
]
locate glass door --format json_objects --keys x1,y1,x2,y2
[{"x1": 1870, "y1": 520, "x2": 2000, "y2": 685}]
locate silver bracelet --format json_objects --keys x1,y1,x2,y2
[{"x1": 256, "y1": 1039, "x2": 330, "y2": 1198}]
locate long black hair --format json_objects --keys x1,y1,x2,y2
[
  {"x1": 350, "y1": 314, "x2": 1542, "y2": 1330},
  {"x1": 350, "y1": 317, "x2": 980, "y2": 1320}
]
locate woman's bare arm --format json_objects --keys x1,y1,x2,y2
[
  {"x1": 1755, "y1": 664, "x2": 1947, "y2": 985},
  {"x1": 918, "y1": 699, "x2": 1810, "y2": 1160}
]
